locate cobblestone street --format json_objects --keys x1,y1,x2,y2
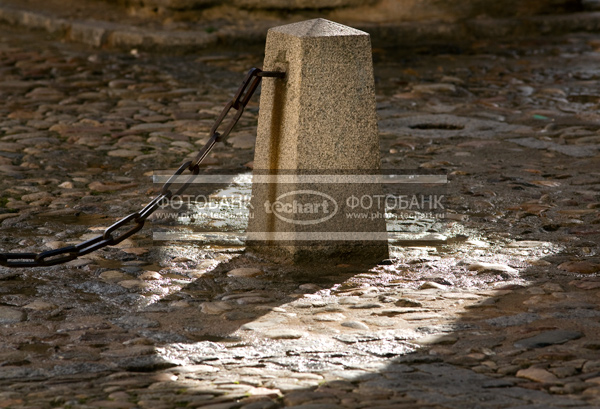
[{"x1": 0, "y1": 17, "x2": 600, "y2": 409}]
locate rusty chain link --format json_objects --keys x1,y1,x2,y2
[{"x1": 0, "y1": 68, "x2": 285, "y2": 268}]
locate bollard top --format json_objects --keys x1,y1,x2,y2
[{"x1": 269, "y1": 18, "x2": 368, "y2": 38}]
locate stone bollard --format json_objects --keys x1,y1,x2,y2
[{"x1": 246, "y1": 18, "x2": 388, "y2": 265}]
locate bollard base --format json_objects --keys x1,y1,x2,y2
[{"x1": 245, "y1": 241, "x2": 389, "y2": 266}]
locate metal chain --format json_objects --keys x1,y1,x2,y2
[{"x1": 0, "y1": 68, "x2": 285, "y2": 268}]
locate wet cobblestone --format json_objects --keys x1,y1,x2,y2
[{"x1": 0, "y1": 21, "x2": 599, "y2": 409}]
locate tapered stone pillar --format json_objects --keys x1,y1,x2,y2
[{"x1": 246, "y1": 18, "x2": 388, "y2": 265}]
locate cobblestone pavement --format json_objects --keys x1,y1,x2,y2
[{"x1": 1, "y1": 22, "x2": 600, "y2": 409}]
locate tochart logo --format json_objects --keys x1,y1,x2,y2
[{"x1": 264, "y1": 190, "x2": 338, "y2": 225}]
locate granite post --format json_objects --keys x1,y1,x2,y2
[{"x1": 246, "y1": 18, "x2": 388, "y2": 264}]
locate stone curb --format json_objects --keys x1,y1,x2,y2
[
  {"x1": 1, "y1": 3, "x2": 600, "y2": 52},
  {"x1": 0, "y1": 5, "x2": 220, "y2": 52},
  {"x1": 363, "y1": 12, "x2": 600, "y2": 47}
]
